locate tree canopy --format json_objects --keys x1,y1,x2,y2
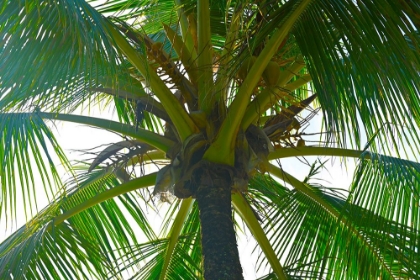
[{"x1": 0, "y1": 0, "x2": 419, "y2": 279}]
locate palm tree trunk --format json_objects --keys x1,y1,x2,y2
[{"x1": 195, "y1": 162, "x2": 244, "y2": 280}]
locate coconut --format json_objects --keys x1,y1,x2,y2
[
  {"x1": 238, "y1": 56, "x2": 257, "y2": 80},
  {"x1": 262, "y1": 61, "x2": 280, "y2": 86}
]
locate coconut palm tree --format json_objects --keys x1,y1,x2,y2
[{"x1": 0, "y1": 0, "x2": 419, "y2": 279}]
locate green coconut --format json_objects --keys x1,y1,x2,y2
[
  {"x1": 237, "y1": 56, "x2": 257, "y2": 80},
  {"x1": 262, "y1": 61, "x2": 280, "y2": 86}
]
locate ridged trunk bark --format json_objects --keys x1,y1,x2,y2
[{"x1": 194, "y1": 162, "x2": 244, "y2": 280}]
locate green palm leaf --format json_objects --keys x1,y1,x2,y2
[
  {"x1": 113, "y1": 236, "x2": 202, "y2": 280},
  {"x1": 293, "y1": 0, "x2": 420, "y2": 150},
  {"x1": 0, "y1": 167, "x2": 157, "y2": 279},
  {"x1": 0, "y1": 220, "x2": 112, "y2": 280},
  {"x1": 0, "y1": 112, "x2": 70, "y2": 222},
  {"x1": 112, "y1": 200, "x2": 203, "y2": 279},
  {"x1": 250, "y1": 154, "x2": 420, "y2": 278},
  {"x1": 0, "y1": 0, "x2": 124, "y2": 113}
]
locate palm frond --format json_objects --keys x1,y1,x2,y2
[
  {"x1": 0, "y1": 0, "x2": 127, "y2": 113},
  {"x1": 293, "y1": 0, "x2": 420, "y2": 151},
  {"x1": 112, "y1": 235, "x2": 202, "y2": 280},
  {"x1": 350, "y1": 152, "x2": 420, "y2": 227},
  {"x1": 36, "y1": 111, "x2": 174, "y2": 152},
  {"x1": 0, "y1": 166, "x2": 157, "y2": 279},
  {"x1": 342, "y1": 152, "x2": 420, "y2": 277},
  {"x1": 251, "y1": 155, "x2": 420, "y2": 278},
  {"x1": 0, "y1": 220, "x2": 112, "y2": 280},
  {"x1": 115, "y1": 200, "x2": 203, "y2": 280},
  {"x1": 0, "y1": 112, "x2": 70, "y2": 224}
]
